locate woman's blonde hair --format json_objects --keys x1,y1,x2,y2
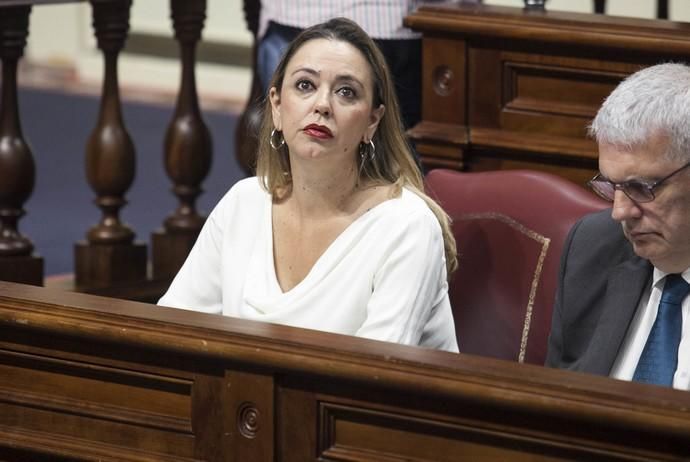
[{"x1": 255, "y1": 17, "x2": 457, "y2": 275}]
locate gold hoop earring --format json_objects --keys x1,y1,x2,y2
[{"x1": 270, "y1": 129, "x2": 285, "y2": 150}]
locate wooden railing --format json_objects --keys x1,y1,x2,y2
[
  {"x1": 0, "y1": 0, "x2": 220, "y2": 300},
  {"x1": 593, "y1": 0, "x2": 669, "y2": 19},
  {"x1": 0, "y1": 1, "x2": 43, "y2": 287},
  {"x1": 1, "y1": 280, "x2": 690, "y2": 461}
]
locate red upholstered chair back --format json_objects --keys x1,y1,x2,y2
[{"x1": 425, "y1": 169, "x2": 608, "y2": 365}]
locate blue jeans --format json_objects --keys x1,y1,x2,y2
[{"x1": 257, "y1": 22, "x2": 301, "y2": 92}]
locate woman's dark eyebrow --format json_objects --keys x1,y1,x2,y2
[
  {"x1": 289, "y1": 67, "x2": 365, "y2": 88},
  {"x1": 290, "y1": 67, "x2": 319, "y2": 77}
]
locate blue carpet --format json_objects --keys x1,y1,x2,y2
[{"x1": 18, "y1": 87, "x2": 249, "y2": 275}]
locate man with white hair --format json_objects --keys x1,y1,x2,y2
[{"x1": 546, "y1": 63, "x2": 690, "y2": 390}]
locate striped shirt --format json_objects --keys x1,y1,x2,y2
[{"x1": 258, "y1": 0, "x2": 430, "y2": 40}]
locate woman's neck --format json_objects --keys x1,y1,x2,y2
[{"x1": 285, "y1": 158, "x2": 363, "y2": 218}]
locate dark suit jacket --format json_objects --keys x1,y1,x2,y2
[{"x1": 545, "y1": 209, "x2": 652, "y2": 376}]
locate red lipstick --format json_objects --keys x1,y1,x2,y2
[{"x1": 303, "y1": 124, "x2": 333, "y2": 139}]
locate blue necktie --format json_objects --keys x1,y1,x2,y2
[{"x1": 632, "y1": 274, "x2": 690, "y2": 386}]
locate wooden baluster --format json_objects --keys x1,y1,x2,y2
[
  {"x1": 75, "y1": 0, "x2": 147, "y2": 289},
  {"x1": 151, "y1": 0, "x2": 212, "y2": 280},
  {"x1": 657, "y1": 0, "x2": 669, "y2": 20},
  {"x1": 0, "y1": 6, "x2": 43, "y2": 286},
  {"x1": 234, "y1": 0, "x2": 261, "y2": 175},
  {"x1": 594, "y1": 1, "x2": 666, "y2": 18},
  {"x1": 523, "y1": 0, "x2": 547, "y2": 10}
]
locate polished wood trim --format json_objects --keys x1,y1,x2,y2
[
  {"x1": 406, "y1": 121, "x2": 468, "y2": 146},
  {"x1": 406, "y1": 4, "x2": 690, "y2": 54},
  {"x1": 1, "y1": 281, "x2": 690, "y2": 435},
  {"x1": 3, "y1": 281, "x2": 690, "y2": 459},
  {"x1": 470, "y1": 128, "x2": 597, "y2": 159}
]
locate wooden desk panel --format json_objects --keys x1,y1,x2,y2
[
  {"x1": 406, "y1": 4, "x2": 690, "y2": 185},
  {"x1": 1, "y1": 281, "x2": 690, "y2": 460}
]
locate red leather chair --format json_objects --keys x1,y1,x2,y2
[{"x1": 425, "y1": 169, "x2": 608, "y2": 365}]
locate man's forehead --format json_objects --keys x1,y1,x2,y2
[{"x1": 597, "y1": 141, "x2": 674, "y2": 180}]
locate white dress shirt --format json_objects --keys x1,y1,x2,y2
[{"x1": 610, "y1": 267, "x2": 690, "y2": 390}]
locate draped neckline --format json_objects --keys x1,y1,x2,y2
[{"x1": 267, "y1": 189, "x2": 405, "y2": 296}]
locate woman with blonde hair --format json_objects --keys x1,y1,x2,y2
[{"x1": 159, "y1": 17, "x2": 458, "y2": 352}]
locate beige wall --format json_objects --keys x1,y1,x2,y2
[
  {"x1": 24, "y1": 0, "x2": 690, "y2": 105},
  {"x1": 26, "y1": 0, "x2": 252, "y2": 104},
  {"x1": 129, "y1": 0, "x2": 251, "y2": 44}
]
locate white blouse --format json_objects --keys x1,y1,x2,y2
[{"x1": 158, "y1": 177, "x2": 458, "y2": 352}]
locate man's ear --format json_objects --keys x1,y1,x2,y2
[
  {"x1": 365, "y1": 104, "x2": 385, "y2": 141},
  {"x1": 269, "y1": 86, "x2": 282, "y2": 130}
]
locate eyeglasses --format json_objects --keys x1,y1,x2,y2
[{"x1": 587, "y1": 160, "x2": 690, "y2": 203}]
